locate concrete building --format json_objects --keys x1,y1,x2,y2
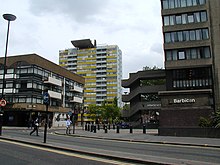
[
  {"x1": 159, "y1": 0, "x2": 220, "y2": 133},
  {"x1": 0, "y1": 54, "x2": 84, "y2": 127},
  {"x1": 59, "y1": 39, "x2": 122, "y2": 109},
  {"x1": 122, "y1": 69, "x2": 166, "y2": 128}
]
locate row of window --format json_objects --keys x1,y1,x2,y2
[
  {"x1": 166, "y1": 46, "x2": 211, "y2": 61},
  {"x1": 173, "y1": 79, "x2": 212, "y2": 88},
  {"x1": 165, "y1": 28, "x2": 209, "y2": 43},
  {"x1": 163, "y1": 11, "x2": 207, "y2": 26},
  {"x1": 162, "y1": 0, "x2": 206, "y2": 10},
  {"x1": 172, "y1": 68, "x2": 211, "y2": 79}
]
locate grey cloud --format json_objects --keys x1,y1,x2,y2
[{"x1": 28, "y1": 0, "x2": 110, "y2": 23}]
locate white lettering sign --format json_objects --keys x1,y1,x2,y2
[{"x1": 173, "y1": 98, "x2": 196, "y2": 104}]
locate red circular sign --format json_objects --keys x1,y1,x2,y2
[{"x1": 0, "y1": 99, "x2": 7, "y2": 107}]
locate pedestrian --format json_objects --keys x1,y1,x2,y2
[
  {"x1": 66, "y1": 118, "x2": 72, "y2": 135},
  {"x1": 30, "y1": 118, "x2": 39, "y2": 136}
]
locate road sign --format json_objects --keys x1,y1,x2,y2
[
  {"x1": 0, "y1": 99, "x2": 6, "y2": 107},
  {"x1": 43, "y1": 92, "x2": 50, "y2": 105}
]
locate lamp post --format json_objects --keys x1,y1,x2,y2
[{"x1": 0, "y1": 14, "x2": 16, "y2": 136}]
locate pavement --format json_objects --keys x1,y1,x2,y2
[
  {"x1": 2, "y1": 126, "x2": 220, "y2": 148},
  {"x1": 52, "y1": 126, "x2": 220, "y2": 148}
]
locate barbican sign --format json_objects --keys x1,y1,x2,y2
[{"x1": 173, "y1": 98, "x2": 196, "y2": 104}]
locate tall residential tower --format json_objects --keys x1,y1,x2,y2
[{"x1": 59, "y1": 39, "x2": 122, "y2": 109}]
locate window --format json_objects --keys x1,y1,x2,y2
[
  {"x1": 181, "y1": 0, "x2": 187, "y2": 7},
  {"x1": 177, "y1": 31, "x2": 183, "y2": 41},
  {"x1": 188, "y1": 14, "x2": 194, "y2": 23},
  {"x1": 164, "y1": 16, "x2": 169, "y2": 26},
  {"x1": 202, "y1": 29, "x2": 209, "y2": 39},
  {"x1": 204, "y1": 47, "x2": 211, "y2": 58},
  {"x1": 190, "y1": 30, "x2": 196, "y2": 40},
  {"x1": 196, "y1": 29, "x2": 202, "y2": 40},
  {"x1": 169, "y1": 0, "x2": 175, "y2": 8},
  {"x1": 166, "y1": 51, "x2": 172, "y2": 61},
  {"x1": 201, "y1": 11, "x2": 207, "y2": 22},
  {"x1": 170, "y1": 15, "x2": 175, "y2": 25},
  {"x1": 187, "y1": 0, "x2": 193, "y2": 6},
  {"x1": 178, "y1": 51, "x2": 185, "y2": 60},
  {"x1": 165, "y1": 33, "x2": 171, "y2": 43},
  {"x1": 173, "y1": 50, "x2": 178, "y2": 60},
  {"x1": 182, "y1": 14, "x2": 187, "y2": 24},
  {"x1": 176, "y1": 15, "x2": 182, "y2": 24},
  {"x1": 191, "y1": 49, "x2": 197, "y2": 59},
  {"x1": 194, "y1": 12, "x2": 200, "y2": 22}
]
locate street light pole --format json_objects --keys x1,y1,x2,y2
[{"x1": 0, "y1": 14, "x2": 16, "y2": 136}]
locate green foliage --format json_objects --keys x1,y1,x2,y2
[
  {"x1": 140, "y1": 79, "x2": 166, "y2": 86},
  {"x1": 87, "y1": 101, "x2": 121, "y2": 123},
  {"x1": 199, "y1": 117, "x2": 212, "y2": 128},
  {"x1": 212, "y1": 109, "x2": 220, "y2": 128},
  {"x1": 198, "y1": 108, "x2": 220, "y2": 128}
]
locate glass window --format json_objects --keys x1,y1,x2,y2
[
  {"x1": 171, "y1": 32, "x2": 176, "y2": 42},
  {"x1": 177, "y1": 31, "x2": 183, "y2": 41},
  {"x1": 183, "y1": 31, "x2": 189, "y2": 41},
  {"x1": 199, "y1": 0, "x2": 206, "y2": 5},
  {"x1": 201, "y1": 11, "x2": 207, "y2": 22},
  {"x1": 181, "y1": 0, "x2": 187, "y2": 7},
  {"x1": 190, "y1": 30, "x2": 196, "y2": 40},
  {"x1": 28, "y1": 68, "x2": 33, "y2": 73},
  {"x1": 202, "y1": 29, "x2": 209, "y2": 39},
  {"x1": 6, "y1": 83, "x2": 13, "y2": 88},
  {"x1": 187, "y1": 0, "x2": 193, "y2": 6},
  {"x1": 204, "y1": 47, "x2": 211, "y2": 58},
  {"x1": 27, "y1": 83, "x2": 32, "y2": 88},
  {"x1": 173, "y1": 50, "x2": 178, "y2": 60},
  {"x1": 192, "y1": 0, "x2": 197, "y2": 6},
  {"x1": 175, "y1": 0, "x2": 181, "y2": 8},
  {"x1": 164, "y1": 16, "x2": 170, "y2": 26},
  {"x1": 170, "y1": 15, "x2": 175, "y2": 25},
  {"x1": 191, "y1": 48, "x2": 197, "y2": 59},
  {"x1": 176, "y1": 15, "x2": 182, "y2": 24},
  {"x1": 186, "y1": 49, "x2": 191, "y2": 59},
  {"x1": 182, "y1": 14, "x2": 187, "y2": 24},
  {"x1": 196, "y1": 29, "x2": 202, "y2": 40},
  {"x1": 166, "y1": 51, "x2": 172, "y2": 61},
  {"x1": 178, "y1": 51, "x2": 185, "y2": 60},
  {"x1": 27, "y1": 98, "x2": 32, "y2": 103},
  {"x1": 194, "y1": 12, "x2": 200, "y2": 22},
  {"x1": 7, "y1": 69, "x2": 14, "y2": 74},
  {"x1": 169, "y1": 0, "x2": 175, "y2": 8},
  {"x1": 188, "y1": 14, "x2": 194, "y2": 23}
]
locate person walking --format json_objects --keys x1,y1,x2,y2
[
  {"x1": 66, "y1": 118, "x2": 72, "y2": 135},
  {"x1": 30, "y1": 118, "x2": 39, "y2": 136}
]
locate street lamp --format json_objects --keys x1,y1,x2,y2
[{"x1": 0, "y1": 13, "x2": 16, "y2": 136}]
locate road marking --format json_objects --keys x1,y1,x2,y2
[{"x1": 0, "y1": 139, "x2": 134, "y2": 165}]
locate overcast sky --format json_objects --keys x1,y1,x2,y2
[{"x1": 0, "y1": 0, "x2": 164, "y2": 78}]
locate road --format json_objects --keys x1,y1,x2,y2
[
  {"x1": 2, "y1": 129, "x2": 220, "y2": 164},
  {"x1": 0, "y1": 139, "x2": 128, "y2": 165}
]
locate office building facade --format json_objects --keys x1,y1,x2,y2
[
  {"x1": 160, "y1": 0, "x2": 220, "y2": 131},
  {"x1": 0, "y1": 54, "x2": 84, "y2": 126},
  {"x1": 59, "y1": 39, "x2": 122, "y2": 109}
]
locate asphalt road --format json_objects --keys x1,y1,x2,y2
[
  {"x1": 2, "y1": 129, "x2": 220, "y2": 165},
  {"x1": 0, "y1": 139, "x2": 124, "y2": 165}
]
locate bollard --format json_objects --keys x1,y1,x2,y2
[
  {"x1": 90, "y1": 124, "x2": 94, "y2": 132},
  {"x1": 97, "y1": 124, "x2": 100, "y2": 130},
  {"x1": 105, "y1": 125, "x2": 108, "y2": 133},
  {"x1": 85, "y1": 124, "x2": 87, "y2": 131},
  {"x1": 88, "y1": 124, "x2": 90, "y2": 131},
  {"x1": 130, "y1": 125, "x2": 133, "y2": 134},
  {"x1": 93, "y1": 125, "x2": 96, "y2": 133},
  {"x1": 116, "y1": 125, "x2": 120, "y2": 133},
  {"x1": 108, "y1": 124, "x2": 111, "y2": 130},
  {"x1": 143, "y1": 125, "x2": 146, "y2": 134}
]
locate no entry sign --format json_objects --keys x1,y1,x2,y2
[{"x1": 0, "y1": 99, "x2": 7, "y2": 107}]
